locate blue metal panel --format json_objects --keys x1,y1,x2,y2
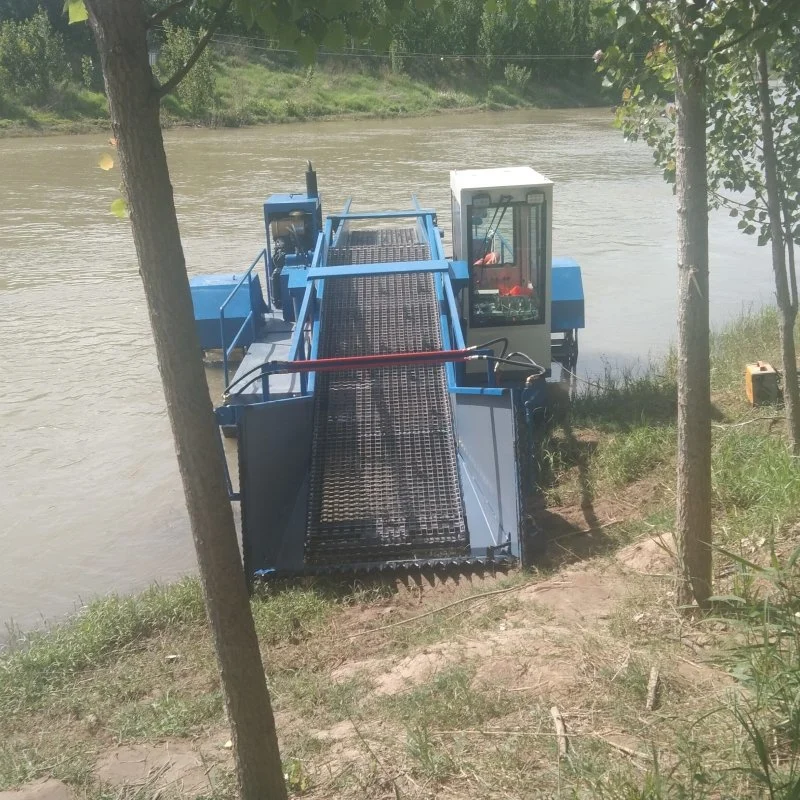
[
  {"x1": 239, "y1": 396, "x2": 314, "y2": 578},
  {"x1": 190, "y1": 273, "x2": 265, "y2": 350},
  {"x1": 551, "y1": 257, "x2": 585, "y2": 332},
  {"x1": 452, "y1": 392, "x2": 524, "y2": 560},
  {"x1": 288, "y1": 267, "x2": 310, "y2": 312},
  {"x1": 308, "y1": 260, "x2": 448, "y2": 280},
  {"x1": 449, "y1": 260, "x2": 469, "y2": 291},
  {"x1": 450, "y1": 385, "x2": 507, "y2": 397},
  {"x1": 263, "y1": 193, "x2": 319, "y2": 215}
]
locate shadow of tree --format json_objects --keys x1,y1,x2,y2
[{"x1": 524, "y1": 370, "x2": 682, "y2": 570}]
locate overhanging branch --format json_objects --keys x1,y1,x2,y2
[
  {"x1": 148, "y1": 0, "x2": 193, "y2": 29},
  {"x1": 156, "y1": 0, "x2": 231, "y2": 98},
  {"x1": 712, "y1": 0, "x2": 794, "y2": 55}
]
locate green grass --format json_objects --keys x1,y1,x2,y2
[
  {"x1": 110, "y1": 690, "x2": 224, "y2": 740},
  {"x1": 0, "y1": 82, "x2": 108, "y2": 136},
  {"x1": 592, "y1": 424, "x2": 676, "y2": 489},
  {"x1": 0, "y1": 54, "x2": 607, "y2": 137},
  {"x1": 0, "y1": 579, "x2": 206, "y2": 716},
  {"x1": 250, "y1": 585, "x2": 333, "y2": 645},
  {"x1": 383, "y1": 665, "x2": 514, "y2": 729}
]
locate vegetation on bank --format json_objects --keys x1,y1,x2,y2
[
  {"x1": 0, "y1": 1, "x2": 613, "y2": 136},
  {"x1": 0, "y1": 47, "x2": 609, "y2": 137},
  {"x1": 3, "y1": 305, "x2": 800, "y2": 798}
]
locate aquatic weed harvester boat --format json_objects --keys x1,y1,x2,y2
[{"x1": 190, "y1": 164, "x2": 584, "y2": 582}]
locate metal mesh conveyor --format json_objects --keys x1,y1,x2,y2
[
  {"x1": 305, "y1": 229, "x2": 468, "y2": 565},
  {"x1": 328, "y1": 227, "x2": 431, "y2": 267}
]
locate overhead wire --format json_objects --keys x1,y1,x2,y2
[{"x1": 153, "y1": 25, "x2": 612, "y2": 62}]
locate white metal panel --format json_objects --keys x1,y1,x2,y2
[
  {"x1": 449, "y1": 166, "x2": 554, "y2": 371},
  {"x1": 450, "y1": 166, "x2": 552, "y2": 195}
]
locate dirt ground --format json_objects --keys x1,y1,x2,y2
[{"x1": 3, "y1": 530, "x2": 736, "y2": 800}]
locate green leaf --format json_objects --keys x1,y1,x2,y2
[
  {"x1": 323, "y1": 20, "x2": 347, "y2": 51},
  {"x1": 254, "y1": 7, "x2": 278, "y2": 32},
  {"x1": 712, "y1": 545, "x2": 764, "y2": 573},
  {"x1": 294, "y1": 35, "x2": 318, "y2": 65},
  {"x1": 707, "y1": 594, "x2": 746, "y2": 606},
  {"x1": 64, "y1": 0, "x2": 87, "y2": 24},
  {"x1": 110, "y1": 197, "x2": 128, "y2": 219},
  {"x1": 370, "y1": 25, "x2": 393, "y2": 53}
]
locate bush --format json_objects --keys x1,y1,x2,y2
[
  {"x1": 0, "y1": 9, "x2": 69, "y2": 103},
  {"x1": 486, "y1": 84, "x2": 520, "y2": 107},
  {"x1": 0, "y1": 87, "x2": 26, "y2": 120},
  {"x1": 156, "y1": 21, "x2": 216, "y2": 119},
  {"x1": 504, "y1": 63, "x2": 531, "y2": 91}
]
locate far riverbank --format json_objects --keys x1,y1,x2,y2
[{"x1": 0, "y1": 60, "x2": 609, "y2": 139}]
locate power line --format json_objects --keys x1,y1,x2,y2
[
  {"x1": 212, "y1": 37, "x2": 601, "y2": 61},
  {"x1": 156, "y1": 26, "x2": 602, "y2": 62}
]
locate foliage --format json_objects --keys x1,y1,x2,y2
[
  {"x1": 706, "y1": 43, "x2": 800, "y2": 250},
  {"x1": 79, "y1": 53, "x2": 94, "y2": 88},
  {"x1": 503, "y1": 62, "x2": 530, "y2": 90},
  {"x1": 602, "y1": 3, "x2": 800, "y2": 252},
  {"x1": 712, "y1": 545, "x2": 800, "y2": 796},
  {"x1": 0, "y1": 0, "x2": 616, "y2": 102},
  {"x1": 0, "y1": 8, "x2": 69, "y2": 102},
  {"x1": 156, "y1": 21, "x2": 216, "y2": 118}
]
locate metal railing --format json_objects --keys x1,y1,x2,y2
[
  {"x1": 222, "y1": 205, "x2": 485, "y2": 402},
  {"x1": 220, "y1": 249, "x2": 267, "y2": 387}
]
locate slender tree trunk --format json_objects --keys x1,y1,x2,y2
[
  {"x1": 756, "y1": 46, "x2": 800, "y2": 456},
  {"x1": 674, "y1": 46, "x2": 712, "y2": 608},
  {"x1": 84, "y1": 3, "x2": 287, "y2": 797}
]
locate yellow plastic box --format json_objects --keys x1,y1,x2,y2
[{"x1": 745, "y1": 361, "x2": 778, "y2": 406}]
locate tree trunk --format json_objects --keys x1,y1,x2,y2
[
  {"x1": 756, "y1": 46, "x2": 800, "y2": 456},
  {"x1": 84, "y1": 3, "x2": 287, "y2": 798},
  {"x1": 674, "y1": 46, "x2": 712, "y2": 608}
]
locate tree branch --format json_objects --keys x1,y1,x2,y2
[
  {"x1": 148, "y1": 0, "x2": 193, "y2": 29},
  {"x1": 710, "y1": 191, "x2": 767, "y2": 213},
  {"x1": 712, "y1": 0, "x2": 794, "y2": 55},
  {"x1": 156, "y1": 0, "x2": 231, "y2": 97}
]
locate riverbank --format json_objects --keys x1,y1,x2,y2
[
  {"x1": 0, "y1": 58, "x2": 608, "y2": 138},
  {"x1": 2, "y1": 307, "x2": 799, "y2": 799}
]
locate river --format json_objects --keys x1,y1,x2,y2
[{"x1": 0, "y1": 108, "x2": 776, "y2": 632}]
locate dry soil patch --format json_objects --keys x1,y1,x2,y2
[
  {"x1": 95, "y1": 740, "x2": 229, "y2": 795},
  {"x1": 0, "y1": 781, "x2": 73, "y2": 800}
]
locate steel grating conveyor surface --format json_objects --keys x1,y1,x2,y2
[
  {"x1": 305, "y1": 229, "x2": 469, "y2": 565},
  {"x1": 327, "y1": 227, "x2": 430, "y2": 267}
]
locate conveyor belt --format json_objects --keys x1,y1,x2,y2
[
  {"x1": 328, "y1": 226, "x2": 431, "y2": 267},
  {"x1": 305, "y1": 230, "x2": 468, "y2": 565}
]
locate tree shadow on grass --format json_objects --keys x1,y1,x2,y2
[{"x1": 526, "y1": 371, "x2": 681, "y2": 570}]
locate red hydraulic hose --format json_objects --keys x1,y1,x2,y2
[{"x1": 268, "y1": 348, "x2": 477, "y2": 374}]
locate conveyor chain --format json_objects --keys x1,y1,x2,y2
[{"x1": 305, "y1": 229, "x2": 468, "y2": 565}]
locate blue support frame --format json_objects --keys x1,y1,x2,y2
[{"x1": 219, "y1": 249, "x2": 267, "y2": 387}]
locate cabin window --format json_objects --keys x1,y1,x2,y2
[{"x1": 467, "y1": 196, "x2": 546, "y2": 328}]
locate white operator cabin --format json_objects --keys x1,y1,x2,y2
[{"x1": 450, "y1": 166, "x2": 553, "y2": 374}]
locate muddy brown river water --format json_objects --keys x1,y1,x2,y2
[{"x1": 0, "y1": 108, "x2": 776, "y2": 631}]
